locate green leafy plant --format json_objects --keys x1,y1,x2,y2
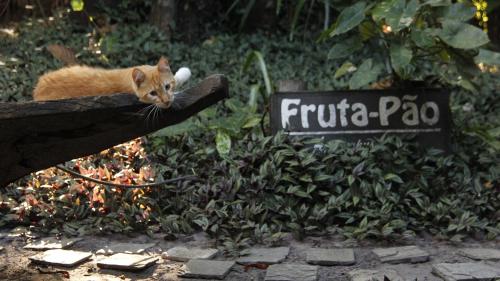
[
  {"x1": 320, "y1": 0, "x2": 500, "y2": 91},
  {"x1": 243, "y1": 50, "x2": 273, "y2": 101},
  {"x1": 0, "y1": 7, "x2": 499, "y2": 250}
]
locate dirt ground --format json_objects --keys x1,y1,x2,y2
[{"x1": 0, "y1": 228, "x2": 499, "y2": 281}]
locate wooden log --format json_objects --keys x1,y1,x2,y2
[{"x1": 0, "y1": 74, "x2": 229, "y2": 187}]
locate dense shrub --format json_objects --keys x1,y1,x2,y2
[
  {"x1": 1, "y1": 131, "x2": 498, "y2": 244},
  {"x1": 0, "y1": 10, "x2": 498, "y2": 246}
]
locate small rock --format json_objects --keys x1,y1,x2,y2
[
  {"x1": 306, "y1": 248, "x2": 355, "y2": 266},
  {"x1": 237, "y1": 247, "x2": 289, "y2": 265},
  {"x1": 459, "y1": 248, "x2": 500, "y2": 260},
  {"x1": 95, "y1": 242, "x2": 156, "y2": 255},
  {"x1": 24, "y1": 237, "x2": 82, "y2": 250},
  {"x1": 162, "y1": 246, "x2": 218, "y2": 262},
  {"x1": 348, "y1": 269, "x2": 404, "y2": 281},
  {"x1": 372, "y1": 246, "x2": 429, "y2": 264},
  {"x1": 265, "y1": 263, "x2": 318, "y2": 281},
  {"x1": 180, "y1": 259, "x2": 235, "y2": 280},
  {"x1": 432, "y1": 262, "x2": 500, "y2": 281},
  {"x1": 164, "y1": 233, "x2": 177, "y2": 241},
  {"x1": 11, "y1": 227, "x2": 38, "y2": 238},
  {"x1": 97, "y1": 253, "x2": 158, "y2": 271},
  {"x1": 0, "y1": 228, "x2": 38, "y2": 240},
  {"x1": 0, "y1": 246, "x2": 4, "y2": 252},
  {"x1": 192, "y1": 232, "x2": 211, "y2": 241},
  {"x1": 29, "y1": 249, "x2": 92, "y2": 267}
]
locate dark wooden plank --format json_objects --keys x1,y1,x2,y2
[
  {"x1": 270, "y1": 88, "x2": 451, "y2": 151},
  {"x1": 0, "y1": 74, "x2": 229, "y2": 187}
]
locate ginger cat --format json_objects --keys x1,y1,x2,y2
[{"x1": 33, "y1": 57, "x2": 176, "y2": 108}]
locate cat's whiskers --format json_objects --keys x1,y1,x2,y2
[
  {"x1": 140, "y1": 91, "x2": 181, "y2": 126},
  {"x1": 145, "y1": 104, "x2": 157, "y2": 128},
  {"x1": 138, "y1": 104, "x2": 155, "y2": 128},
  {"x1": 137, "y1": 104, "x2": 155, "y2": 116},
  {"x1": 158, "y1": 104, "x2": 165, "y2": 119},
  {"x1": 157, "y1": 105, "x2": 165, "y2": 124},
  {"x1": 149, "y1": 103, "x2": 164, "y2": 128},
  {"x1": 153, "y1": 105, "x2": 160, "y2": 127}
]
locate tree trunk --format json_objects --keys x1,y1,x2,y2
[
  {"x1": 246, "y1": 0, "x2": 277, "y2": 30},
  {"x1": 489, "y1": 8, "x2": 500, "y2": 46},
  {"x1": 150, "y1": 0, "x2": 176, "y2": 40}
]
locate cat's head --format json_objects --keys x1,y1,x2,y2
[{"x1": 131, "y1": 57, "x2": 176, "y2": 108}]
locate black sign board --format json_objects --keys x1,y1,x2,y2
[{"x1": 270, "y1": 89, "x2": 451, "y2": 151}]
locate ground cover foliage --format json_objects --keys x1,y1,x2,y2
[{"x1": 0, "y1": 4, "x2": 499, "y2": 249}]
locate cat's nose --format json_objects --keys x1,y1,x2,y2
[
  {"x1": 159, "y1": 94, "x2": 173, "y2": 107},
  {"x1": 161, "y1": 97, "x2": 173, "y2": 108},
  {"x1": 156, "y1": 100, "x2": 171, "y2": 109}
]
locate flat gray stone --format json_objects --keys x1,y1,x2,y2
[
  {"x1": 0, "y1": 232, "x2": 18, "y2": 241},
  {"x1": 24, "y1": 237, "x2": 82, "y2": 250},
  {"x1": 97, "y1": 253, "x2": 158, "y2": 271},
  {"x1": 265, "y1": 263, "x2": 318, "y2": 281},
  {"x1": 95, "y1": 242, "x2": 156, "y2": 255},
  {"x1": 29, "y1": 249, "x2": 92, "y2": 267},
  {"x1": 372, "y1": 246, "x2": 429, "y2": 264},
  {"x1": 162, "y1": 246, "x2": 218, "y2": 261},
  {"x1": 348, "y1": 269, "x2": 404, "y2": 281},
  {"x1": 459, "y1": 248, "x2": 500, "y2": 260},
  {"x1": 0, "y1": 228, "x2": 38, "y2": 240},
  {"x1": 306, "y1": 248, "x2": 355, "y2": 265},
  {"x1": 432, "y1": 262, "x2": 500, "y2": 281},
  {"x1": 180, "y1": 259, "x2": 235, "y2": 280},
  {"x1": 237, "y1": 247, "x2": 289, "y2": 265}
]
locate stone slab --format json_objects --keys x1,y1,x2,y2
[
  {"x1": 306, "y1": 248, "x2": 355, "y2": 266},
  {"x1": 24, "y1": 237, "x2": 82, "y2": 250},
  {"x1": 162, "y1": 246, "x2": 218, "y2": 261},
  {"x1": 179, "y1": 259, "x2": 235, "y2": 280},
  {"x1": 237, "y1": 247, "x2": 289, "y2": 265},
  {"x1": 459, "y1": 248, "x2": 500, "y2": 260},
  {"x1": 0, "y1": 228, "x2": 38, "y2": 240},
  {"x1": 432, "y1": 262, "x2": 500, "y2": 281},
  {"x1": 372, "y1": 246, "x2": 429, "y2": 264},
  {"x1": 95, "y1": 242, "x2": 156, "y2": 255},
  {"x1": 265, "y1": 263, "x2": 318, "y2": 281},
  {"x1": 29, "y1": 249, "x2": 92, "y2": 267},
  {"x1": 348, "y1": 269, "x2": 404, "y2": 281},
  {"x1": 97, "y1": 253, "x2": 158, "y2": 271}
]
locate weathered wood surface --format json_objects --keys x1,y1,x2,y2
[
  {"x1": 0, "y1": 74, "x2": 229, "y2": 187},
  {"x1": 277, "y1": 80, "x2": 307, "y2": 92}
]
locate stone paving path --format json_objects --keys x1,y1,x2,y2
[{"x1": 0, "y1": 229, "x2": 499, "y2": 281}]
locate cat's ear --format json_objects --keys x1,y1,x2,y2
[
  {"x1": 132, "y1": 68, "x2": 146, "y2": 87},
  {"x1": 157, "y1": 56, "x2": 171, "y2": 73}
]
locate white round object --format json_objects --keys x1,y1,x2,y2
[{"x1": 174, "y1": 67, "x2": 192, "y2": 87}]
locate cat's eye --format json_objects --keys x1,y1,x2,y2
[
  {"x1": 165, "y1": 84, "x2": 171, "y2": 91},
  {"x1": 149, "y1": 91, "x2": 158, "y2": 97}
]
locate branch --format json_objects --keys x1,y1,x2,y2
[{"x1": 0, "y1": 74, "x2": 229, "y2": 187}]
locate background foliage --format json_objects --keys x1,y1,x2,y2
[{"x1": 0, "y1": 0, "x2": 499, "y2": 247}]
